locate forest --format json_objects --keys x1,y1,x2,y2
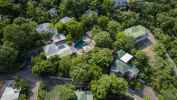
[{"x1": 0, "y1": 0, "x2": 177, "y2": 100}]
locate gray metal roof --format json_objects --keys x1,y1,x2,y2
[
  {"x1": 43, "y1": 43, "x2": 72, "y2": 58},
  {"x1": 36, "y1": 23, "x2": 57, "y2": 34}
]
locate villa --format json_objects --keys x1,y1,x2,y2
[
  {"x1": 43, "y1": 34, "x2": 73, "y2": 58},
  {"x1": 111, "y1": 50, "x2": 139, "y2": 78},
  {"x1": 36, "y1": 22, "x2": 73, "y2": 58},
  {"x1": 124, "y1": 25, "x2": 150, "y2": 44},
  {"x1": 75, "y1": 90, "x2": 93, "y2": 100}
]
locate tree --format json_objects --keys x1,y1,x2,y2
[
  {"x1": 100, "y1": 0, "x2": 114, "y2": 15},
  {"x1": 32, "y1": 60, "x2": 56, "y2": 76},
  {"x1": 0, "y1": 44, "x2": 18, "y2": 73},
  {"x1": 91, "y1": 74, "x2": 128, "y2": 100},
  {"x1": 70, "y1": 63, "x2": 102, "y2": 82},
  {"x1": 3, "y1": 22, "x2": 43, "y2": 54},
  {"x1": 37, "y1": 81, "x2": 47, "y2": 100},
  {"x1": 64, "y1": 19, "x2": 83, "y2": 40},
  {"x1": 14, "y1": 77, "x2": 29, "y2": 99},
  {"x1": 93, "y1": 31, "x2": 113, "y2": 48},
  {"x1": 107, "y1": 20, "x2": 122, "y2": 36},
  {"x1": 80, "y1": 10, "x2": 98, "y2": 31},
  {"x1": 58, "y1": 56, "x2": 72, "y2": 77},
  {"x1": 45, "y1": 84, "x2": 77, "y2": 100},
  {"x1": 113, "y1": 32, "x2": 135, "y2": 51},
  {"x1": 97, "y1": 16, "x2": 109, "y2": 29},
  {"x1": 88, "y1": 48, "x2": 113, "y2": 70}
]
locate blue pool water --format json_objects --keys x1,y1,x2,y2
[{"x1": 74, "y1": 40, "x2": 86, "y2": 49}]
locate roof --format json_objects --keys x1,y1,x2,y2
[
  {"x1": 1, "y1": 87, "x2": 20, "y2": 100},
  {"x1": 113, "y1": 0, "x2": 128, "y2": 7},
  {"x1": 75, "y1": 91, "x2": 93, "y2": 100},
  {"x1": 120, "y1": 53, "x2": 133, "y2": 63},
  {"x1": 117, "y1": 49, "x2": 126, "y2": 58},
  {"x1": 52, "y1": 34, "x2": 66, "y2": 43},
  {"x1": 124, "y1": 25, "x2": 149, "y2": 39},
  {"x1": 111, "y1": 50, "x2": 138, "y2": 77},
  {"x1": 60, "y1": 17, "x2": 72, "y2": 24},
  {"x1": 117, "y1": 50, "x2": 133, "y2": 63},
  {"x1": 36, "y1": 23, "x2": 57, "y2": 34},
  {"x1": 48, "y1": 8, "x2": 57, "y2": 16},
  {"x1": 111, "y1": 60, "x2": 139, "y2": 77},
  {"x1": 43, "y1": 43, "x2": 72, "y2": 58}
]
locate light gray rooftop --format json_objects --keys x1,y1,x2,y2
[
  {"x1": 43, "y1": 42, "x2": 72, "y2": 58},
  {"x1": 36, "y1": 23, "x2": 57, "y2": 34}
]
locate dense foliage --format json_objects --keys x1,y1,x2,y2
[{"x1": 1, "y1": 0, "x2": 177, "y2": 99}]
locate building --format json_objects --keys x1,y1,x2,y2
[
  {"x1": 124, "y1": 25, "x2": 150, "y2": 44},
  {"x1": 75, "y1": 90, "x2": 93, "y2": 100},
  {"x1": 111, "y1": 50, "x2": 139, "y2": 78},
  {"x1": 43, "y1": 41, "x2": 72, "y2": 59},
  {"x1": 36, "y1": 23, "x2": 57, "y2": 34},
  {"x1": 113, "y1": 0, "x2": 128, "y2": 7},
  {"x1": 60, "y1": 16, "x2": 72, "y2": 24},
  {"x1": 0, "y1": 80, "x2": 20, "y2": 100},
  {"x1": 48, "y1": 8, "x2": 58, "y2": 17}
]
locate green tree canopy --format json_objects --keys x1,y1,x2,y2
[
  {"x1": 0, "y1": 44, "x2": 18, "y2": 73},
  {"x1": 93, "y1": 31, "x2": 113, "y2": 48},
  {"x1": 91, "y1": 74, "x2": 128, "y2": 100},
  {"x1": 70, "y1": 63, "x2": 102, "y2": 83},
  {"x1": 88, "y1": 48, "x2": 113, "y2": 70},
  {"x1": 46, "y1": 84, "x2": 77, "y2": 100}
]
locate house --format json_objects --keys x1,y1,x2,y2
[
  {"x1": 60, "y1": 16, "x2": 72, "y2": 24},
  {"x1": 36, "y1": 23, "x2": 57, "y2": 34},
  {"x1": 43, "y1": 42, "x2": 73, "y2": 59},
  {"x1": 48, "y1": 8, "x2": 58, "y2": 17},
  {"x1": 124, "y1": 25, "x2": 150, "y2": 44},
  {"x1": 75, "y1": 90, "x2": 93, "y2": 100},
  {"x1": 0, "y1": 80, "x2": 20, "y2": 100},
  {"x1": 111, "y1": 50, "x2": 139, "y2": 78},
  {"x1": 113, "y1": 0, "x2": 128, "y2": 7}
]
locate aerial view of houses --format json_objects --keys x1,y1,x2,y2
[{"x1": 0, "y1": 0, "x2": 177, "y2": 100}]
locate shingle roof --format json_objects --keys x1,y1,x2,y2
[
  {"x1": 75, "y1": 91, "x2": 93, "y2": 100},
  {"x1": 124, "y1": 25, "x2": 149, "y2": 39}
]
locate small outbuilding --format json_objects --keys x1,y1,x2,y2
[{"x1": 111, "y1": 50, "x2": 139, "y2": 78}]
